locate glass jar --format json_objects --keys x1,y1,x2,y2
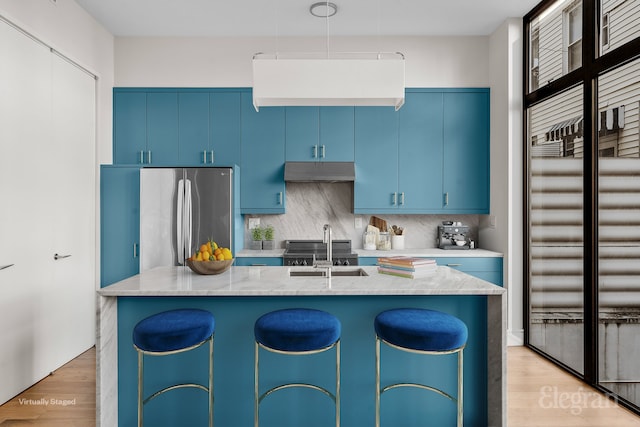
[
  {"x1": 363, "y1": 230, "x2": 377, "y2": 250},
  {"x1": 377, "y1": 232, "x2": 391, "y2": 250}
]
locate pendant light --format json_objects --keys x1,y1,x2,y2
[{"x1": 252, "y1": 1, "x2": 405, "y2": 111}]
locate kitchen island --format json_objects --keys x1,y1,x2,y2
[{"x1": 97, "y1": 265, "x2": 506, "y2": 426}]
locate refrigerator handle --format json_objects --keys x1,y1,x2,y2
[
  {"x1": 184, "y1": 179, "x2": 193, "y2": 263},
  {"x1": 177, "y1": 179, "x2": 185, "y2": 264}
]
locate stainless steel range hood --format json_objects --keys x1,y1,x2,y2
[{"x1": 284, "y1": 162, "x2": 355, "y2": 182}]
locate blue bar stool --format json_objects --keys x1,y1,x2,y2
[
  {"x1": 254, "y1": 308, "x2": 341, "y2": 427},
  {"x1": 374, "y1": 308, "x2": 468, "y2": 427},
  {"x1": 133, "y1": 308, "x2": 215, "y2": 427}
]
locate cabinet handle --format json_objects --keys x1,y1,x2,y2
[
  {"x1": 133, "y1": 243, "x2": 138, "y2": 258},
  {"x1": 139, "y1": 150, "x2": 145, "y2": 164},
  {"x1": 320, "y1": 144, "x2": 326, "y2": 159},
  {"x1": 203, "y1": 150, "x2": 207, "y2": 164},
  {"x1": 147, "y1": 150, "x2": 152, "y2": 164},
  {"x1": 277, "y1": 192, "x2": 283, "y2": 205},
  {"x1": 210, "y1": 150, "x2": 214, "y2": 164},
  {"x1": 391, "y1": 192, "x2": 397, "y2": 205},
  {"x1": 313, "y1": 145, "x2": 318, "y2": 159},
  {"x1": 446, "y1": 263, "x2": 462, "y2": 267},
  {"x1": 399, "y1": 192, "x2": 405, "y2": 205},
  {"x1": 54, "y1": 253, "x2": 71, "y2": 260},
  {"x1": 444, "y1": 192, "x2": 449, "y2": 206},
  {"x1": 0, "y1": 264, "x2": 14, "y2": 271}
]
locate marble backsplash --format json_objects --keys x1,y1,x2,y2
[{"x1": 243, "y1": 182, "x2": 481, "y2": 250}]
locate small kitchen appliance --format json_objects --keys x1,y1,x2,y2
[
  {"x1": 437, "y1": 222, "x2": 472, "y2": 250},
  {"x1": 283, "y1": 240, "x2": 358, "y2": 266}
]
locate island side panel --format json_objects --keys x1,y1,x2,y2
[
  {"x1": 96, "y1": 295, "x2": 117, "y2": 427},
  {"x1": 487, "y1": 292, "x2": 507, "y2": 427},
  {"x1": 116, "y1": 295, "x2": 489, "y2": 427}
]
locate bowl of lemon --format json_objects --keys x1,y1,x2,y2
[{"x1": 186, "y1": 240, "x2": 234, "y2": 275}]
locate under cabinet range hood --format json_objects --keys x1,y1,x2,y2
[
  {"x1": 252, "y1": 52, "x2": 405, "y2": 111},
  {"x1": 284, "y1": 161, "x2": 355, "y2": 182}
]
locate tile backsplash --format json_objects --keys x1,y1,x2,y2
[{"x1": 244, "y1": 182, "x2": 480, "y2": 250}]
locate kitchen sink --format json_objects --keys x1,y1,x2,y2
[{"x1": 289, "y1": 268, "x2": 369, "y2": 277}]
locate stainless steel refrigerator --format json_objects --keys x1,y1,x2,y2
[{"x1": 139, "y1": 167, "x2": 236, "y2": 271}]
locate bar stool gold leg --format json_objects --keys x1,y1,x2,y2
[
  {"x1": 458, "y1": 349, "x2": 463, "y2": 427},
  {"x1": 254, "y1": 341, "x2": 259, "y2": 427},
  {"x1": 336, "y1": 340, "x2": 341, "y2": 427},
  {"x1": 375, "y1": 336, "x2": 381, "y2": 427},
  {"x1": 137, "y1": 351, "x2": 143, "y2": 427},
  {"x1": 209, "y1": 337, "x2": 214, "y2": 427}
]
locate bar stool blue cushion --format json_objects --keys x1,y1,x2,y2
[
  {"x1": 375, "y1": 308, "x2": 468, "y2": 352},
  {"x1": 255, "y1": 308, "x2": 341, "y2": 352},
  {"x1": 133, "y1": 309, "x2": 215, "y2": 353}
]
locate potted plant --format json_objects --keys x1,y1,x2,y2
[
  {"x1": 250, "y1": 226, "x2": 263, "y2": 250},
  {"x1": 262, "y1": 225, "x2": 275, "y2": 250}
]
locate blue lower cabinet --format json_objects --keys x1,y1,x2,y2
[
  {"x1": 118, "y1": 295, "x2": 489, "y2": 426},
  {"x1": 235, "y1": 257, "x2": 283, "y2": 266},
  {"x1": 358, "y1": 256, "x2": 503, "y2": 286}
]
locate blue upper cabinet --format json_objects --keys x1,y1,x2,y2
[
  {"x1": 355, "y1": 89, "x2": 489, "y2": 214},
  {"x1": 113, "y1": 91, "x2": 179, "y2": 165},
  {"x1": 116, "y1": 89, "x2": 241, "y2": 167},
  {"x1": 178, "y1": 92, "x2": 209, "y2": 165},
  {"x1": 398, "y1": 91, "x2": 444, "y2": 212},
  {"x1": 285, "y1": 106, "x2": 354, "y2": 161},
  {"x1": 240, "y1": 92, "x2": 286, "y2": 214},
  {"x1": 354, "y1": 107, "x2": 399, "y2": 211},
  {"x1": 210, "y1": 92, "x2": 241, "y2": 166},
  {"x1": 113, "y1": 92, "x2": 146, "y2": 165},
  {"x1": 443, "y1": 90, "x2": 490, "y2": 213},
  {"x1": 285, "y1": 107, "x2": 319, "y2": 161}
]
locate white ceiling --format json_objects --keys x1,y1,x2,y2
[{"x1": 74, "y1": 0, "x2": 540, "y2": 38}]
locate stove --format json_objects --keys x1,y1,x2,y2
[{"x1": 283, "y1": 240, "x2": 358, "y2": 267}]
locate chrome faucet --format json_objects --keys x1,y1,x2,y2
[{"x1": 314, "y1": 224, "x2": 333, "y2": 278}]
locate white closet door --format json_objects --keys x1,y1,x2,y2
[
  {"x1": 0, "y1": 20, "x2": 54, "y2": 404},
  {"x1": 36, "y1": 53, "x2": 96, "y2": 369}
]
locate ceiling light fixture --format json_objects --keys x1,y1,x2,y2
[
  {"x1": 252, "y1": 2, "x2": 405, "y2": 112},
  {"x1": 309, "y1": 2, "x2": 337, "y2": 18}
]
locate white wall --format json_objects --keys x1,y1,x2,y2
[
  {"x1": 484, "y1": 19, "x2": 524, "y2": 345},
  {"x1": 114, "y1": 35, "x2": 490, "y2": 88}
]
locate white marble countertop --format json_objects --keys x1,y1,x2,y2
[
  {"x1": 97, "y1": 265, "x2": 505, "y2": 297},
  {"x1": 236, "y1": 248, "x2": 503, "y2": 258}
]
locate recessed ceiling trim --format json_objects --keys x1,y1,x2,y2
[{"x1": 310, "y1": 2, "x2": 338, "y2": 18}]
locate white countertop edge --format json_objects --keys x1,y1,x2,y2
[{"x1": 97, "y1": 265, "x2": 505, "y2": 297}]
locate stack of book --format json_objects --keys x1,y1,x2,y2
[{"x1": 377, "y1": 256, "x2": 438, "y2": 279}]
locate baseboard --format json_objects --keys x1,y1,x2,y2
[{"x1": 508, "y1": 329, "x2": 524, "y2": 346}]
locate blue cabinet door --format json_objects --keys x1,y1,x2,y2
[
  {"x1": 320, "y1": 107, "x2": 355, "y2": 161},
  {"x1": 100, "y1": 166, "x2": 140, "y2": 287},
  {"x1": 285, "y1": 107, "x2": 319, "y2": 161},
  {"x1": 354, "y1": 107, "x2": 399, "y2": 212},
  {"x1": 210, "y1": 92, "x2": 241, "y2": 166},
  {"x1": 241, "y1": 92, "x2": 285, "y2": 213},
  {"x1": 113, "y1": 92, "x2": 146, "y2": 165},
  {"x1": 398, "y1": 91, "x2": 444, "y2": 212},
  {"x1": 443, "y1": 90, "x2": 490, "y2": 213},
  {"x1": 146, "y1": 92, "x2": 179, "y2": 165},
  {"x1": 285, "y1": 106, "x2": 354, "y2": 161},
  {"x1": 179, "y1": 92, "x2": 209, "y2": 165}
]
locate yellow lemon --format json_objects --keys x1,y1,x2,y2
[
  {"x1": 216, "y1": 253, "x2": 224, "y2": 261},
  {"x1": 201, "y1": 250, "x2": 210, "y2": 261},
  {"x1": 222, "y1": 248, "x2": 232, "y2": 260}
]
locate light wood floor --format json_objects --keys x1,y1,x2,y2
[{"x1": 1, "y1": 346, "x2": 639, "y2": 426}]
